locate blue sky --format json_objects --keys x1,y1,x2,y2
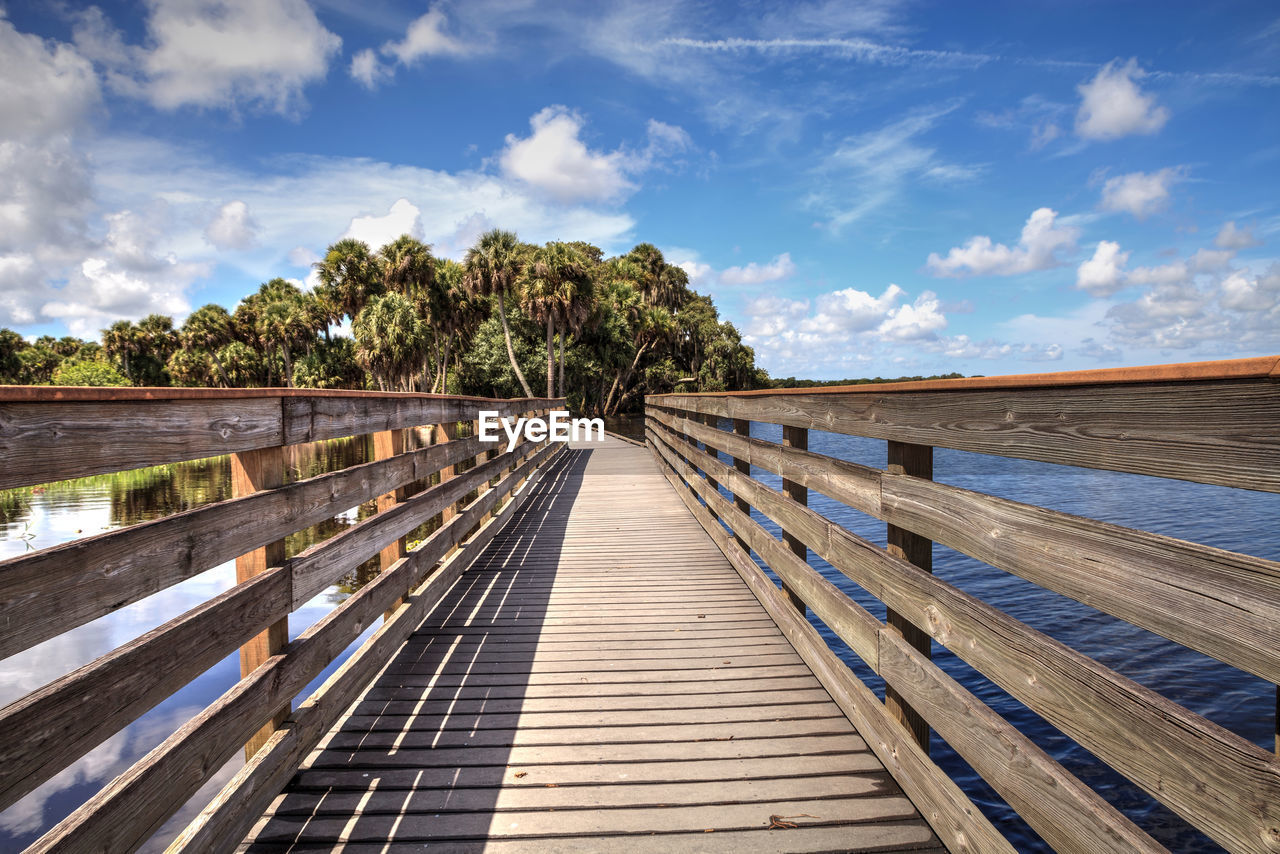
[{"x1": 2, "y1": 0, "x2": 1278, "y2": 379}]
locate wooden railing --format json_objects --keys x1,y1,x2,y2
[
  {"x1": 0, "y1": 388, "x2": 563, "y2": 852},
  {"x1": 646, "y1": 356, "x2": 1280, "y2": 854}
]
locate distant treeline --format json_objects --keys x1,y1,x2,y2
[{"x1": 765, "y1": 372, "x2": 969, "y2": 389}]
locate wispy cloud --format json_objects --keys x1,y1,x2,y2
[
  {"x1": 659, "y1": 37, "x2": 991, "y2": 68},
  {"x1": 808, "y1": 102, "x2": 981, "y2": 230}
]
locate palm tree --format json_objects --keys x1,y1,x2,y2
[
  {"x1": 520, "y1": 242, "x2": 589, "y2": 399},
  {"x1": 463, "y1": 229, "x2": 533, "y2": 398},
  {"x1": 180, "y1": 304, "x2": 235, "y2": 386},
  {"x1": 434, "y1": 258, "x2": 486, "y2": 394},
  {"x1": 605, "y1": 305, "x2": 675, "y2": 416},
  {"x1": 353, "y1": 292, "x2": 427, "y2": 391},
  {"x1": 314, "y1": 238, "x2": 382, "y2": 322},
  {"x1": 378, "y1": 235, "x2": 443, "y2": 389},
  {"x1": 102, "y1": 320, "x2": 138, "y2": 380}
]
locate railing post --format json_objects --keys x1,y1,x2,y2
[
  {"x1": 885, "y1": 439, "x2": 934, "y2": 754},
  {"x1": 374, "y1": 428, "x2": 409, "y2": 615},
  {"x1": 780, "y1": 425, "x2": 808, "y2": 615},
  {"x1": 437, "y1": 421, "x2": 460, "y2": 556},
  {"x1": 702, "y1": 413, "x2": 721, "y2": 521},
  {"x1": 731, "y1": 418, "x2": 751, "y2": 552},
  {"x1": 231, "y1": 445, "x2": 288, "y2": 760}
]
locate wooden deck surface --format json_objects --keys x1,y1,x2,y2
[{"x1": 242, "y1": 436, "x2": 942, "y2": 853}]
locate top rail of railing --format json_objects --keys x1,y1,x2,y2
[
  {"x1": 649, "y1": 355, "x2": 1280, "y2": 493},
  {"x1": 0, "y1": 387, "x2": 562, "y2": 491}
]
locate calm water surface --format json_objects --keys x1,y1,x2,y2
[{"x1": 3, "y1": 419, "x2": 1275, "y2": 852}]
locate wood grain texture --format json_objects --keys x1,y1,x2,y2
[
  {"x1": 648, "y1": 405, "x2": 881, "y2": 516},
  {"x1": 231, "y1": 445, "x2": 289, "y2": 757},
  {"x1": 648, "y1": 426, "x2": 881, "y2": 669},
  {"x1": 167, "y1": 444, "x2": 552, "y2": 853},
  {"x1": 884, "y1": 440, "x2": 932, "y2": 755},
  {"x1": 824, "y1": 524, "x2": 1280, "y2": 854},
  {"x1": 0, "y1": 394, "x2": 560, "y2": 491},
  {"x1": 33, "y1": 443, "x2": 559, "y2": 854},
  {"x1": 240, "y1": 437, "x2": 937, "y2": 854},
  {"x1": 0, "y1": 433, "x2": 487, "y2": 661},
  {"x1": 880, "y1": 472, "x2": 1280, "y2": 684},
  {"x1": 0, "y1": 397, "x2": 283, "y2": 490},
  {"x1": 655, "y1": 404, "x2": 1280, "y2": 684},
  {"x1": 650, "y1": 416, "x2": 1280, "y2": 854},
  {"x1": 0, "y1": 569, "x2": 289, "y2": 812},
  {"x1": 289, "y1": 438, "x2": 535, "y2": 607},
  {"x1": 650, "y1": 378, "x2": 1280, "y2": 492},
  {"x1": 877, "y1": 631, "x2": 1166, "y2": 854},
  {"x1": 652, "y1": 441, "x2": 1013, "y2": 854}
]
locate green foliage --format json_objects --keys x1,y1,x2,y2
[
  {"x1": 51, "y1": 358, "x2": 131, "y2": 386},
  {"x1": 0, "y1": 328, "x2": 29, "y2": 383},
  {"x1": 7, "y1": 233, "x2": 769, "y2": 407}
]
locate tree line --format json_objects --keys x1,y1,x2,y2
[{"x1": 0, "y1": 229, "x2": 768, "y2": 414}]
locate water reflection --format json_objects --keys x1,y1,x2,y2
[{"x1": 0, "y1": 434, "x2": 409, "y2": 850}]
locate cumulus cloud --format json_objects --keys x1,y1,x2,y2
[
  {"x1": 720, "y1": 253, "x2": 796, "y2": 286},
  {"x1": 926, "y1": 208, "x2": 1079, "y2": 277},
  {"x1": 742, "y1": 281, "x2": 1062, "y2": 375},
  {"x1": 350, "y1": 4, "x2": 478, "y2": 89},
  {"x1": 204, "y1": 200, "x2": 259, "y2": 250},
  {"x1": 1215, "y1": 220, "x2": 1261, "y2": 250},
  {"x1": 342, "y1": 198, "x2": 425, "y2": 248},
  {"x1": 41, "y1": 209, "x2": 206, "y2": 337},
  {"x1": 1098, "y1": 168, "x2": 1183, "y2": 219},
  {"x1": 1075, "y1": 59, "x2": 1169, "y2": 140},
  {"x1": 384, "y1": 7, "x2": 474, "y2": 63},
  {"x1": 1, "y1": 14, "x2": 100, "y2": 139},
  {"x1": 499, "y1": 106, "x2": 690, "y2": 205},
  {"x1": 140, "y1": 0, "x2": 342, "y2": 114},
  {"x1": 1076, "y1": 240, "x2": 1130, "y2": 296}
]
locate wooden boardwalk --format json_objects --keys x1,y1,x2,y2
[{"x1": 242, "y1": 436, "x2": 942, "y2": 852}]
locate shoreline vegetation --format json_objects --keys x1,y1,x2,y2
[{"x1": 0, "y1": 228, "x2": 966, "y2": 413}]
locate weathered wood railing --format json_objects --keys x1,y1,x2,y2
[
  {"x1": 0, "y1": 388, "x2": 562, "y2": 852},
  {"x1": 646, "y1": 356, "x2": 1280, "y2": 854}
]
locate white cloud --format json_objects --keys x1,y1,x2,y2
[
  {"x1": 810, "y1": 104, "x2": 980, "y2": 229},
  {"x1": 0, "y1": 14, "x2": 100, "y2": 140},
  {"x1": 1098, "y1": 168, "x2": 1183, "y2": 219},
  {"x1": 1215, "y1": 220, "x2": 1261, "y2": 250},
  {"x1": 142, "y1": 0, "x2": 341, "y2": 114},
  {"x1": 41, "y1": 209, "x2": 206, "y2": 337},
  {"x1": 384, "y1": 7, "x2": 474, "y2": 64},
  {"x1": 288, "y1": 245, "x2": 320, "y2": 267},
  {"x1": 927, "y1": 208, "x2": 1079, "y2": 277},
  {"x1": 349, "y1": 49, "x2": 391, "y2": 90},
  {"x1": 350, "y1": 4, "x2": 479, "y2": 88},
  {"x1": 204, "y1": 200, "x2": 259, "y2": 250},
  {"x1": 1076, "y1": 240, "x2": 1130, "y2": 296},
  {"x1": 1219, "y1": 265, "x2": 1280, "y2": 312},
  {"x1": 1075, "y1": 59, "x2": 1169, "y2": 140},
  {"x1": 720, "y1": 253, "x2": 796, "y2": 286},
  {"x1": 877, "y1": 291, "x2": 947, "y2": 340},
  {"x1": 499, "y1": 106, "x2": 689, "y2": 205},
  {"x1": 341, "y1": 198, "x2": 424, "y2": 249}
]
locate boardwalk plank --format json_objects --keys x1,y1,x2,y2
[{"x1": 243, "y1": 437, "x2": 938, "y2": 852}]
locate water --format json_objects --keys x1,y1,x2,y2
[{"x1": 0, "y1": 437, "x2": 397, "y2": 852}]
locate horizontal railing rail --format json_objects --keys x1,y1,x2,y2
[
  {"x1": 645, "y1": 356, "x2": 1280, "y2": 854},
  {"x1": 0, "y1": 388, "x2": 563, "y2": 853}
]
